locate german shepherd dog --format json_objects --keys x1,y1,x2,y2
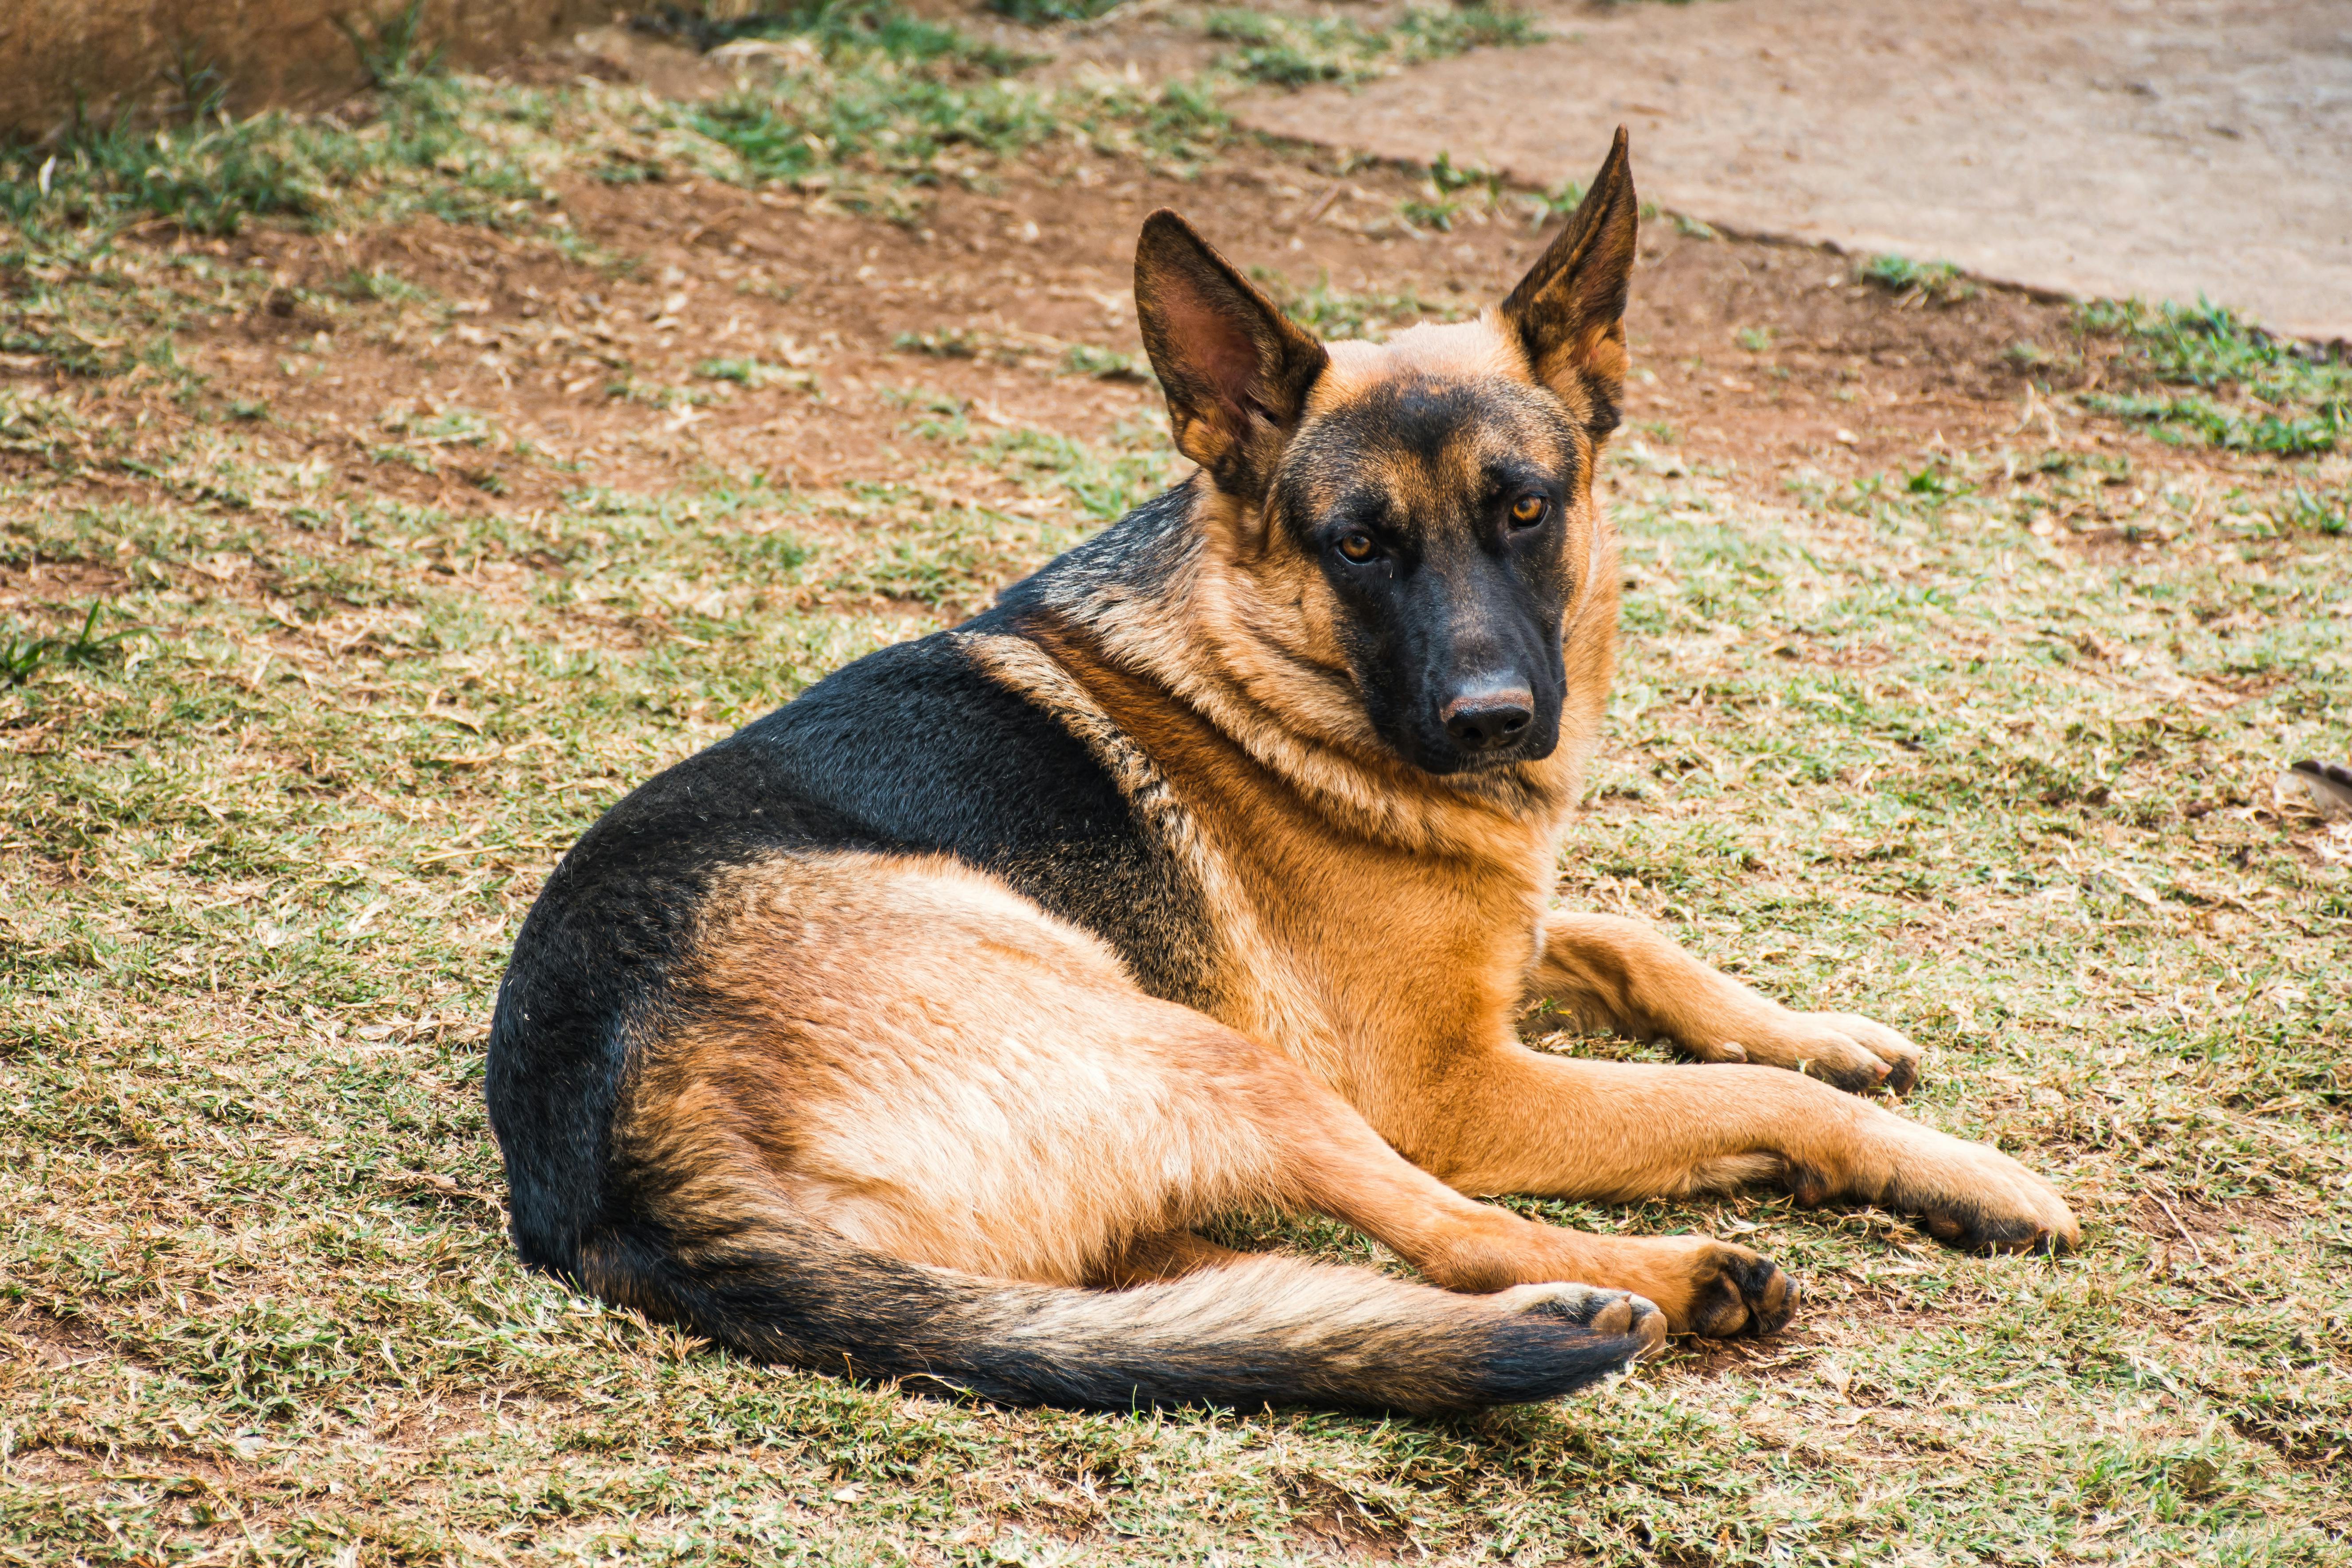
[{"x1": 487, "y1": 132, "x2": 2078, "y2": 1415}]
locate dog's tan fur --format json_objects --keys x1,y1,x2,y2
[{"x1": 585, "y1": 132, "x2": 2078, "y2": 1379}]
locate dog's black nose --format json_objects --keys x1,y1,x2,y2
[{"x1": 1441, "y1": 689, "x2": 1534, "y2": 752}]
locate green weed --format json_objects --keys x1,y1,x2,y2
[
  {"x1": 637, "y1": 0, "x2": 1032, "y2": 73},
  {"x1": 1205, "y1": 5, "x2": 1541, "y2": 90},
  {"x1": 0, "y1": 78, "x2": 545, "y2": 243},
  {"x1": 2079, "y1": 298, "x2": 2348, "y2": 455},
  {"x1": 336, "y1": 0, "x2": 442, "y2": 89},
  {"x1": 0, "y1": 602, "x2": 145, "y2": 685},
  {"x1": 2081, "y1": 391, "x2": 2340, "y2": 457},
  {"x1": 2279, "y1": 484, "x2": 2350, "y2": 533},
  {"x1": 977, "y1": 424, "x2": 1175, "y2": 521},
  {"x1": 892, "y1": 327, "x2": 999, "y2": 361},
  {"x1": 988, "y1": 0, "x2": 1125, "y2": 23},
  {"x1": 1858, "y1": 253, "x2": 1974, "y2": 303},
  {"x1": 694, "y1": 356, "x2": 819, "y2": 391},
  {"x1": 1399, "y1": 150, "x2": 1501, "y2": 230},
  {"x1": 688, "y1": 69, "x2": 1057, "y2": 205},
  {"x1": 1248, "y1": 266, "x2": 1464, "y2": 341},
  {"x1": 1060, "y1": 342, "x2": 1152, "y2": 383}
]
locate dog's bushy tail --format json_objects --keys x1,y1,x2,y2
[{"x1": 578, "y1": 1211, "x2": 1644, "y2": 1415}]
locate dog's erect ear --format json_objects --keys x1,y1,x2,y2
[
  {"x1": 1499, "y1": 127, "x2": 1639, "y2": 439},
  {"x1": 1135, "y1": 210, "x2": 1328, "y2": 502}
]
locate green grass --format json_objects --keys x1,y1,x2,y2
[
  {"x1": 0, "y1": 0, "x2": 1216, "y2": 274},
  {"x1": 6, "y1": 388, "x2": 2347, "y2": 1563},
  {"x1": 0, "y1": 74, "x2": 556, "y2": 245},
  {"x1": 676, "y1": 0, "x2": 1036, "y2": 71},
  {"x1": 0, "y1": 0, "x2": 1548, "y2": 277},
  {"x1": 2079, "y1": 299, "x2": 2351, "y2": 457},
  {"x1": 0, "y1": 602, "x2": 144, "y2": 685},
  {"x1": 693, "y1": 356, "x2": 819, "y2": 392},
  {"x1": 1857, "y1": 253, "x2": 1974, "y2": 304},
  {"x1": 1248, "y1": 265, "x2": 1468, "y2": 341},
  {"x1": 987, "y1": 0, "x2": 1126, "y2": 23},
  {"x1": 1204, "y1": 4, "x2": 1542, "y2": 90}
]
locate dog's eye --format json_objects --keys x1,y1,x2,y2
[
  {"x1": 1509, "y1": 494, "x2": 1548, "y2": 527},
  {"x1": 1336, "y1": 530, "x2": 1377, "y2": 563}
]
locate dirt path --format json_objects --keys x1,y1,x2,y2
[{"x1": 1237, "y1": 0, "x2": 2352, "y2": 341}]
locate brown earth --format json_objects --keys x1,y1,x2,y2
[{"x1": 7, "y1": 98, "x2": 2189, "y2": 565}]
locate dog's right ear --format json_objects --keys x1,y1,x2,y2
[{"x1": 1134, "y1": 210, "x2": 1328, "y2": 503}]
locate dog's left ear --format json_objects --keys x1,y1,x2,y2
[
  {"x1": 1499, "y1": 127, "x2": 1639, "y2": 440},
  {"x1": 1135, "y1": 210, "x2": 1328, "y2": 503}
]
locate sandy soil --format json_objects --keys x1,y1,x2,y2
[{"x1": 1236, "y1": 0, "x2": 2352, "y2": 342}]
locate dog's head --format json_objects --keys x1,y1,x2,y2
[{"x1": 1134, "y1": 132, "x2": 1637, "y2": 778}]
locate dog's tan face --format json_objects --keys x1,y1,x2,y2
[
  {"x1": 1134, "y1": 133, "x2": 1639, "y2": 776},
  {"x1": 1269, "y1": 329, "x2": 1603, "y2": 772}
]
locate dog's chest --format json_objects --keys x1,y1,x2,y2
[{"x1": 1175, "y1": 789, "x2": 1555, "y2": 1099}]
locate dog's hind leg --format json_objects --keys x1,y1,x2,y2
[{"x1": 606, "y1": 849, "x2": 1674, "y2": 1407}]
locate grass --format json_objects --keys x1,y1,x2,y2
[
  {"x1": 986, "y1": 0, "x2": 1126, "y2": 23},
  {"x1": 1857, "y1": 253, "x2": 1975, "y2": 305},
  {"x1": 1248, "y1": 266, "x2": 1466, "y2": 342},
  {"x1": 0, "y1": 602, "x2": 143, "y2": 685},
  {"x1": 0, "y1": 72, "x2": 557, "y2": 245},
  {"x1": 662, "y1": 0, "x2": 1035, "y2": 70},
  {"x1": 2079, "y1": 299, "x2": 2351, "y2": 458},
  {"x1": 7, "y1": 377, "x2": 2347, "y2": 1564},
  {"x1": 4, "y1": 4, "x2": 2350, "y2": 1564},
  {"x1": 1203, "y1": 5, "x2": 1542, "y2": 90},
  {"x1": 693, "y1": 357, "x2": 818, "y2": 393},
  {"x1": 1845, "y1": 274, "x2": 2348, "y2": 459},
  {"x1": 0, "y1": 0, "x2": 1215, "y2": 265}
]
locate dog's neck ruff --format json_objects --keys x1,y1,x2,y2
[{"x1": 998, "y1": 481, "x2": 1579, "y2": 861}]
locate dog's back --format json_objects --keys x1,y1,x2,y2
[{"x1": 490, "y1": 494, "x2": 1208, "y2": 1265}]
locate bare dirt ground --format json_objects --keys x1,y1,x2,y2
[
  {"x1": 1237, "y1": 0, "x2": 2352, "y2": 342},
  {"x1": 65, "y1": 97, "x2": 2146, "y2": 542}
]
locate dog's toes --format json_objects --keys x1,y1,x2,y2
[
  {"x1": 1811, "y1": 1012, "x2": 1925, "y2": 1095},
  {"x1": 1916, "y1": 1182, "x2": 2082, "y2": 1255},
  {"x1": 1501, "y1": 1282, "x2": 1670, "y2": 1356},
  {"x1": 1724, "y1": 1012, "x2": 1922, "y2": 1096},
  {"x1": 1503, "y1": 1241, "x2": 1797, "y2": 1344}
]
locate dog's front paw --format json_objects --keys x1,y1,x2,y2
[
  {"x1": 1903, "y1": 1144, "x2": 2080, "y2": 1254},
  {"x1": 1834, "y1": 1116, "x2": 2081, "y2": 1255},
  {"x1": 1603, "y1": 1237, "x2": 1799, "y2": 1339},
  {"x1": 1714, "y1": 1010, "x2": 1923, "y2": 1095},
  {"x1": 1672, "y1": 1241, "x2": 1799, "y2": 1338}
]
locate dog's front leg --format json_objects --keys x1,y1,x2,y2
[
  {"x1": 1531, "y1": 912, "x2": 1923, "y2": 1093},
  {"x1": 1398, "y1": 1041, "x2": 2080, "y2": 1265}
]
